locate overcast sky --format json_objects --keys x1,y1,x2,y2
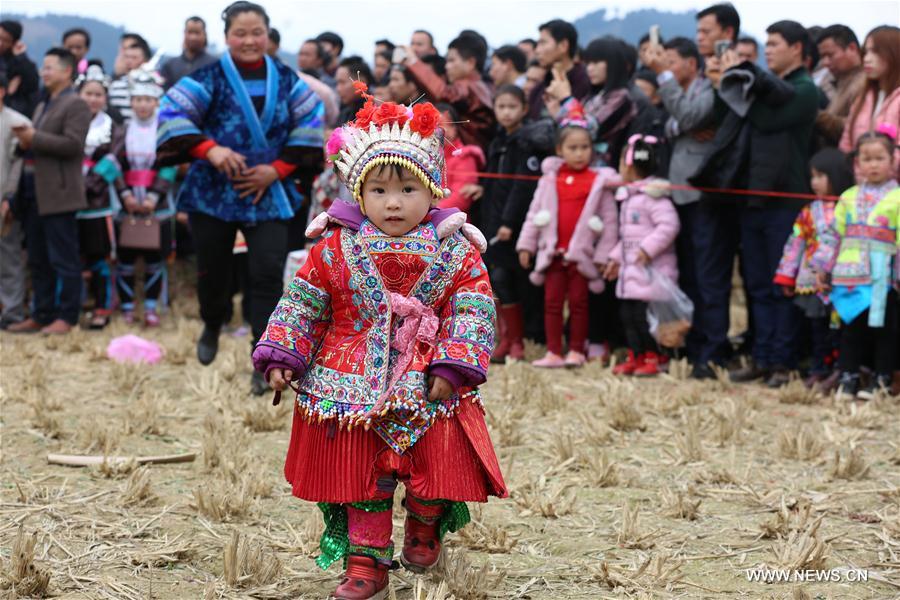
[{"x1": 4, "y1": 0, "x2": 899, "y2": 59}]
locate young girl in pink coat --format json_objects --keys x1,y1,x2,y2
[
  {"x1": 517, "y1": 103, "x2": 619, "y2": 368},
  {"x1": 605, "y1": 135, "x2": 680, "y2": 377}
]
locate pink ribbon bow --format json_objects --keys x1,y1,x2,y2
[
  {"x1": 625, "y1": 133, "x2": 659, "y2": 166},
  {"x1": 364, "y1": 293, "x2": 439, "y2": 420}
]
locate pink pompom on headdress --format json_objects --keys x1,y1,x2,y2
[{"x1": 876, "y1": 122, "x2": 898, "y2": 143}]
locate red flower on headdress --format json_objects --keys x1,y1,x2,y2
[
  {"x1": 354, "y1": 99, "x2": 377, "y2": 129},
  {"x1": 352, "y1": 80, "x2": 371, "y2": 99},
  {"x1": 410, "y1": 102, "x2": 441, "y2": 137},
  {"x1": 374, "y1": 101, "x2": 409, "y2": 127}
]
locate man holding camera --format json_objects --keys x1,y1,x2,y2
[{"x1": 640, "y1": 3, "x2": 741, "y2": 379}]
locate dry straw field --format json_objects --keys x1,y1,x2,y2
[{"x1": 1, "y1": 292, "x2": 899, "y2": 599}]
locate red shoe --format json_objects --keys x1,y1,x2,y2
[
  {"x1": 507, "y1": 340, "x2": 525, "y2": 361},
  {"x1": 491, "y1": 336, "x2": 510, "y2": 364},
  {"x1": 400, "y1": 517, "x2": 441, "y2": 573},
  {"x1": 633, "y1": 352, "x2": 661, "y2": 377},
  {"x1": 612, "y1": 351, "x2": 642, "y2": 375},
  {"x1": 144, "y1": 309, "x2": 160, "y2": 328},
  {"x1": 503, "y1": 304, "x2": 525, "y2": 362},
  {"x1": 334, "y1": 555, "x2": 390, "y2": 600}
]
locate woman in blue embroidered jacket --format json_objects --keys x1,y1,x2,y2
[{"x1": 156, "y1": 1, "x2": 324, "y2": 393}]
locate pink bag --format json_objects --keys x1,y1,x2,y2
[{"x1": 106, "y1": 334, "x2": 165, "y2": 365}]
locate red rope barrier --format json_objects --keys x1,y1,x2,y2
[{"x1": 457, "y1": 171, "x2": 841, "y2": 202}]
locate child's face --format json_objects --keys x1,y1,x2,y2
[
  {"x1": 558, "y1": 128, "x2": 592, "y2": 171},
  {"x1": 617, "y1": 155, "x2": 638, "y2": 182},
  {"x1": 494, "y1": 93, "x2": 527, "y2": 132},
  {"x1": 80, "y1": 81, "x2": 107, "y2": 115},
  {"x1": 131, "y1": 95, "x2": 158, "y2": 120},
  {"x1": 810, "y1": 167, "x2": 831, "y2": 197},
  {"x1": 856, "y1": 140, "x2": 893, "y2": 185},
  {"x1": 362, "y1": 166, "x2": 433, "y2": 237}
]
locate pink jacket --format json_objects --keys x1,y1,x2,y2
[
  {"x1": 840, "y1": 86, "x2": 900, "y2": 179},
  {"x1": 438, "y1": 145, "x2": 485, "y2": 215},
  {"x1": 609, "y1": 180, "x2": 680, "y2": 301},
  {"x1": 516, "y1": 157, "x2": 619, "y2": 294}
]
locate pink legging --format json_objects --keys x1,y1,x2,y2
[{"x1": 543, "y1": 258, "x2": 589, "y2": 355}]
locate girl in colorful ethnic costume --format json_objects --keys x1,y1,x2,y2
[
  {"x1": 157, "y1": 2, "x2": 324, "y2": 393},
  {"x1": 252, "y1": 91, "x2": 506, "y2": 600},
  {"x1": 812, "y1": 126, "x2": 900, "y2": 400},
  {"x1": 77, "y1": 64, "x2": 122, "y2": 329},
  {"x1": 114, "y1": 69, "x2": 176, "y2": 326},
  {"x1": 774, "y1": 148, "x2": 854, "y2": 389}
]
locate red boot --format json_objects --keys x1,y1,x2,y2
[
  {"x1": 504, "y1": 304, "x2": 525, "y2": 362},
  {"x1": 400, "y1": 517, "x2": 441, "y2": 573},
  {"x1": 633, "y1": 352, "x2": 661, "y2": 377},
  {"x1": 612, "y1": 351, "x2": 642, "y2": 375},
  {"x1": 334, "y1": 555, "x2": 390, "y2": 600},
  {"x1": 491, "y1": 304, "x2": 509, "y2": 364}
]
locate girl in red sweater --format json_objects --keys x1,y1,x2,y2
[{"x1": 516, "y1": 102, "x2": 619, "y2": 368}]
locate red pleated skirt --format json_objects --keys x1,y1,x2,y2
[{"x1": 283, "y1": 400, "x2": 508, "y2": 503}]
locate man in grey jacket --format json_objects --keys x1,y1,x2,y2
[
  {"x1": 8, "y1": 47, "x2": 90, "y2": 335},
  {"x1": 642, "y1": 36, "x2": 715, "y2": 370},
  {"x1": 640, "y1": 3, "x2": 741, "y2": 379}
]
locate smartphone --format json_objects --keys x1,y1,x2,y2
[
  {"x1": 391, "y1": 46, "x2": 407, "y2": 64},
  {"x1": 715, "y1": 40, "x2": 733, "y2": 58},
  {"x1": 649, "y1": 25, "x2": 660, "y2": 46}
]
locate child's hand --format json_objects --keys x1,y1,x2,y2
[
  {"x1": 604, "y1": 261, "x2": 620, "y2": 281},
  {"x1": 815, "y1": 272, "x2": 831, "y2": 292},
  {"x1": 428, "y1": 375, "x2": 454, "y2": 402},
  {"x1": 518, "y1": 250, "x2": 533, "y2": 269},
  {"x1": 460, "y1": 184, "x2": 483, "y2": 200},
  {"x1": 496, "y1": 226, "x2": 513, "y2": 242},
  {"x1": 781, "y1": 285, "x2": 795, "y2": 297},
  {"x1": 268, "y1": 368, "x2": 294, "y2": 392},
  {"x1": 636, "y1": 249, "x2": 651, "y2": 266}
]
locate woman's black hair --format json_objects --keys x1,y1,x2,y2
[
  {"x1": 809, "y1": 147, "x2": 854, "y2": 196},
  {"x1": 580, "y1": 38, "x2": 631, "y2": 91},
  {"x1": 493, "y1": 83, "x2": 527, "y2": 106},
  {"x1": 222, "y1": 1, "x2": 269, "y2": 34},
  {"x1": 339, "y1": 56, "x2": 374, "y2": 84},
  {"x1": 435, "y1": 102, "x2": 460, "y2": 122},
  {"x1": 622, "y1": 137, "x2": 658, "y2": 179}
]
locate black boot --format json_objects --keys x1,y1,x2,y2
[
  {"x1": 835, "y1": 372, "x2": 860, "y2": 401},
  {"x1": 250, "y1": 370, "x2": 268, "y2": 396},
  {"x1": 857, "y1": 374, "x2": 891, "y2": 401},
  {"x1": 197, "y1": 325, "x2": 221, "y2": 366}
]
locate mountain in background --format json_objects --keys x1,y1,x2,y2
[
  {"x1": 2, "y1": 13, "x2": 129, "y2": 71},
  {"x1": 574, "y1": 7, "x2": 698, "y2": 45}
]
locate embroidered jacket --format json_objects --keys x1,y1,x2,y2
[
  {"x1": 252, "y1": 219, "x2": 495, "y2": 455},
  {"x1": 811, "y1": 181, "x2": 900, "y2": 286},
  {"x1": 774, "y1": 199, "x2": 836, "y2": 293},
  {"x1": 157, "y1": 53, "x2": 324, "y2": 222}
]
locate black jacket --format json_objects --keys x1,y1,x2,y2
[
  {"x1": 481, "y1": 122, "x2": 550, "y2": 268},
  {"x1": 690, "y1": 64, "x2": 818, "y2": 209}
]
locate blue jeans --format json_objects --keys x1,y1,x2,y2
[{"x1": 740, "y1": 205, "x2": 801, "y2": 368}]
